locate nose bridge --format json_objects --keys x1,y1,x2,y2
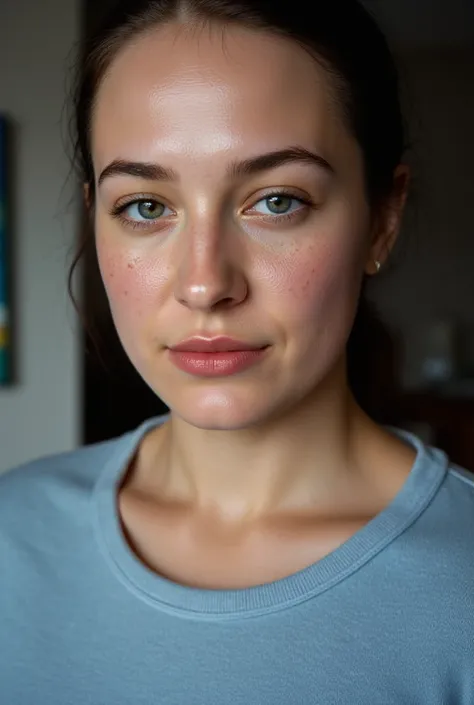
[{"x1": 174, "y1": 211, "x2": 247, "y2": 310}]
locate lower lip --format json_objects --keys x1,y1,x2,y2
[{"x1": 168, "y1": 348, "x2": 268, "y2": 377}]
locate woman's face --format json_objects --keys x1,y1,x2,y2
[{"x1": 91, "y1": 24, "x2": 381, "y2": 429}]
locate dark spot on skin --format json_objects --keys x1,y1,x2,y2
[{"x1": 128, "y1": 256, "x2": 140, "y2": 269}]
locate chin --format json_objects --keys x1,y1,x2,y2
[{"x1": 162, "y1": 386, "x2": 282, "y2": 432}]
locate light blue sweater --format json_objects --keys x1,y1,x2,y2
[{"x1": 1, "y1": 416, "x2": 474, "y2": 704}]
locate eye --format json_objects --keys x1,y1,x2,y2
[
  {"x1": 251, "y1": 194, "x2": 307, "y2": 216},
  {"x1": 122, "y1": 199, "x2": 172, "y2": 222}
]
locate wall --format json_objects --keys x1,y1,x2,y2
[
  {"x1": 370, "y1": 48, "x2": 474, "y2": 387},
  {"x1": 0, "y1": 0, "x2": 81, "y2": 472}
]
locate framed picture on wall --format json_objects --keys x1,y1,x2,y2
[{"x1": 0, "y1": 115, "x2": 11, "y2": 384}]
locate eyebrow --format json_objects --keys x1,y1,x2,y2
[
  {"x1": 228, "y1": 146, "x2": 334, "y2": 179},
  {"x1": 98, "y1": 160, "x2": 178, "y2": 186},
  {"x1": 97, "y1": 146, "x2": 333, "y2": 187}
]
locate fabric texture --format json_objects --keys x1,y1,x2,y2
[{"x1": 1, "y1": 415, "x2": 473, "y2": 704}]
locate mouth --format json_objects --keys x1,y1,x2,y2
[
  {"x1": 168, "y1": 336, "x2": 268, "y2": 353},
  {"x1": 167, "y1": 337, "x2": 270, "y2": 377}
]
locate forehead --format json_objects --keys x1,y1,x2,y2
[{"x1": 92, "y1": 23, "x2": 350, "y2": 170}]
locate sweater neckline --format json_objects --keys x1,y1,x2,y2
[{"x1": 93, "y1": 416, "x2": 448, "y2": 621}]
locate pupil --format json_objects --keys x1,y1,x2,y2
[
  {"x1": 138, "y1": 201, "x2": 164, "y2": 219},
  {"x1": 267, "y1": 195, "x2": 291, "y2": 213}
]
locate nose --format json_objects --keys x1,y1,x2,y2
[{"x1": 173, "y1": 222, "x2": 248, "y2": 312}]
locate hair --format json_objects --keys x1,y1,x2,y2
[{"x1": 70, "y1": 0, "x2": 407, "y2": 417}]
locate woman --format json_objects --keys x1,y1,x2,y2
[{"x1": 1, "y1": 0, "x2": 473, "y2": 702}]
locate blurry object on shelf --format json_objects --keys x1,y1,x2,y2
[
  {"x1": 397, "y1": 320, "x2": 474, "y2": 470},
  {"x1": 402, "y1": 319, "x2": 460, "y2": 391}
]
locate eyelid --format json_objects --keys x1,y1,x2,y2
[
  {"x1": 111, "y1": 187, "x2": 311, "y2": 212},
  {"x1": 113, "y1": 193, "x2": 172, "y2": 211},
  {"x1": 242, "y1": 187, "x2": 312, "y2": 211},
  {"x1": 108, "y1": 194, "x2": 177, "y2": 233},
  {"x1": 109, "y1": 188, "x2": 318, "y2": 234}
]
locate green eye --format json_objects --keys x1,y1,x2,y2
[
  {"x1": 252, "y1": 194, "x2": 305, "y2": 216},
  {"x1": 265, "y1": 195, "x2": 293, "y2": 214},
  {"x1": 127, "y1": 200, "x2": 167, "y2": 220}
]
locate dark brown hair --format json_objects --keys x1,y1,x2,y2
[{"x1": 70, "y1": 0, "x2": 407, "y2": 415}]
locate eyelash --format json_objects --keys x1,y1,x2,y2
[
  {"x1": 246, "y1": 191, "x2": 315, "y2": 224},
  {"x1": 109, "y1": 196, "x2": 172, "y2": 232},
  {"x1": 109, "y1": 190, "x2": 315, "y2": 232}
]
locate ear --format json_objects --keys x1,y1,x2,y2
[{"x1": 365, "y1": 164, "x2": 410, "y2": 275}]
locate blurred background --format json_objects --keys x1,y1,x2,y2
[{"x1": 0, "y1": 0, "x2": 474, "y2": 473}]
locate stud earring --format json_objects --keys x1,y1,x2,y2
[{"x1": 374, "y1": 260, "x2": 381, "y2": 273}]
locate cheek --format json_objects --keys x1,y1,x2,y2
[
  {"x1": 254, "y1": 234, "x2": 364, "y2": 327},
  {"x1": 96, "y1": 241, "x2": 169, "y2": 327}
]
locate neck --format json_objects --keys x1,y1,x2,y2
[{"x1": 137, "y1": 363, "x2": 380, "y2": 521}]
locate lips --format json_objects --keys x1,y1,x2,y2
[
  {"x1": 167, "y1": 336, "x2": 270, "y2": 377},
  {"x1": 169, "y1": 336, "x2": 267, "y2": 353}
]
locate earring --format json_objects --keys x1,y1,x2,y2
[{"x1": 374, "y1": 260, "x2": 381, "y2": 273}]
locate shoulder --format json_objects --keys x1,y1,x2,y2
[
  {"x1": 0, "y1": 415, "x2": 166, "y2": 537},
  {"x1": 446, "y1": 461, "x2": 474, "y2": 493},
  {"x1": 396, "y1": 428, "x2": 474, "y2": 535},
  {"x1": 439, "y1": 461, "x2": 474, "y2": 522},
  {"x1": 414, "y1": 435, "x2": 474, "y2": 543},
  {"x1": 0, "y1": 433, "x2": 132, "y2": 533},
  {"x1": 405, "y1": 454, "x2": 474, "y2": 592},
  {"x1": 1, "y1": 435, "x2": 123, "y2": 491},
  {"x1": 435, "y1": 461, "x2": 474, "y2": 543}
]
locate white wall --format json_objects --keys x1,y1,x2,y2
[{"x1": 0, "y1": 0, "x2": 81, "y2": 472}]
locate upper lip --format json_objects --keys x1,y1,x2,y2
[{"x1": 169, "y1": 336, "x2": 267, "y2": 353}]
